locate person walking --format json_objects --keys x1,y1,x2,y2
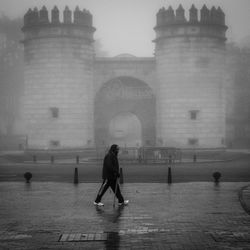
[{"x1": 94, "y1": 144, "x2": 129, "y2": 206}]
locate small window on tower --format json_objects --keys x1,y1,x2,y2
[
  {"x1": 50, "y1": 140, "x2": 60, "y2": 147},
  {"x1": 189, "y1": 110, "x2": 199, "y2": 120},
  {"x1": 50, "y1": 107, "x2": 59, "y2": 118},
  {"x1": 188, "y1": 138, "x2": 198, "y2": 146}
]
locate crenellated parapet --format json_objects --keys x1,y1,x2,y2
[
  {"x1": 23, "y1": 5, "x2": 93, "y2": 27},
  {"x1": 22, "y1": 6, "x2": 95, "y2": 43},
  {"x1": 155, "y1": 4, "x2": 227, "y2": 42}
]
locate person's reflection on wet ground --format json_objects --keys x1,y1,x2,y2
[
  {"x1": 95, "y1": 205, "x2": 124, "y2": 249},
  {"x1": 95, "y1": 205, "x2": 124, "y2": 223}
]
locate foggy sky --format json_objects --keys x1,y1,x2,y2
[{"x1": 0, "y1": 0, "x2": 250, "y2": 56}]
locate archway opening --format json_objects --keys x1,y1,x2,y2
[
  {"x1": 94, "y1": 76, "x2": 156, "y2": 147},
  {"x1": 109, "y1": 112, "x2": 142, "y2": 147}
]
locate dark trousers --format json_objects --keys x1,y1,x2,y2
[{"x1": 95, "y1": 179, "x2": 124, "y2": 203}]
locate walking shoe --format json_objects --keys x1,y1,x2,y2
[
  {"x1": 118, "y1": 200, "x2": 129, "y2": 206},
  {"x1": 94, "y1": 201, "x2": 104, "y2": 206}
]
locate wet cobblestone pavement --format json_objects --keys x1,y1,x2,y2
[{"x1": 0, "y1": 182, "x2": 250, "y2": 249}]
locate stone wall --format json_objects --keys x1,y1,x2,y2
[
  {"x1": 20, "y1": 4, "x2": 235, "y2": 149},
  {"x1": 154, "y1": 5, "x2": 227, "y2": 148},
  {"x1": 94, "y1": 56, "x2": 156, "y2": 94},
  {"x1": 22, "y1": 6, "x2": 95, "y2": 149}
]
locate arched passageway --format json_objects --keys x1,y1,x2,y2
[{"x1": 94, "y1": 76, "x2": 156, "y2": 147}]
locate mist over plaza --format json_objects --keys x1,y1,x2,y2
[
  {"x1": 1, "y1": 0, "x2": 250, "y2": 56},
  {"x1": 0, "y1": 0, "x2": 250, "y2": 150}
]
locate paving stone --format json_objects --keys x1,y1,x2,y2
[{"x1": 0, "y1": 182, "x2": 250, "y2": 249}]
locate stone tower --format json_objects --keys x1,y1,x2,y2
[
  {"x1": 154, "y1": 4, "x2": 227, "y2": 148},
  {"x1": 22, "y1": 6, "x2": 95, "y2": 149}
]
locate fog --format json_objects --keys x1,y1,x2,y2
[
  {"x1": 0, "y1": 0, "x2": 250, "y2": 149},
  {"x1": 1, "y1": 0, "x2": 250, "y2": 56}
]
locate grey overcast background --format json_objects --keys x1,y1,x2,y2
[{"x1": 0, "y1": 0, "x2": 250, "y2": 56}]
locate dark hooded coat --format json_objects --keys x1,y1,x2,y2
[{"x1": 102, "y1": 144, "x2": 119, "y2": 180}]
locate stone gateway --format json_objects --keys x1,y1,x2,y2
[{"x1": 21, "y1": 5, "x2": 228, "y2": 149}]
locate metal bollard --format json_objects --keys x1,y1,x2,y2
[
  {"x1": 119, "y1": 167, "x2": 124, "y2": 184},
  {"x1": 33, "y1": 155, "x2": 37, "y2": 163},
  {"x1": 169, "y1": 155, "x2": 172, "y2": 164},
  {"x1": 167, "y1": 167, "x2": 172, "y2": 184},
  {"x1": 51, "y1": 155, "x2": 54, "y2": 164},
  {"x1": 213, "y1": 172, "x2": 221, "y2": 183},
  {"x1": 74, "y1": 167, "x2": 79, "y2": 184},
  {"x1": 76, "y1": 155, "x2": 79, "y2": 164},
  {"x1": 24, "y1": 172, "x2": 32, "y2": 183},
  {"x1": 193, "y1": 154, "x2": 197, "y2": 163}
]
